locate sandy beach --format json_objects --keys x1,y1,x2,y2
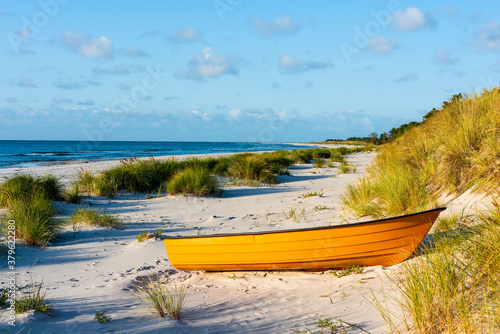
[{"x1": 0, "y1": 148, "x2": 479, "y2": 333}]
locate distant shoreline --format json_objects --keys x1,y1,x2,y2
[{"x1": 0, "y1": 141, "x2": 317, "y2": 170}]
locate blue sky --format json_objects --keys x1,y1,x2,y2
[{"x1": 1, "y1": 0, "x2": 499, "y2": 142}]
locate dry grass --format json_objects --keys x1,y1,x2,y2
[
  {"x1": 373, "y1": 194, "x2": 500, "y2": 333},
  {"x1": 133, "y1": 275, "x2": 188, "y2": 319},
  {"x1": 167, "y1": 167, "x2": 220, "y2": 196},
  {"x1": 69, "y1": 207, "x2": 124, "y2": 229},
  {"x1": 343, "y1": 88, "x2": 500, "y2": 218}
]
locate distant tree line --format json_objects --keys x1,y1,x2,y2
[{"x1": 327, "y1": 93, "x2": 464, "y2": 145}]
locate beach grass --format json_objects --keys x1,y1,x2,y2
[
  {"x1": 63, "y1": 183, "x2": 82, "y2": 204},
  {"x1": 2, "y1": 189, "x2": 58, "y2": 247},
  {"x1": 329, "y1": 151, "x2": 346, "y2": 163},
  {"x1": 94, "y1": 310, "x2": 111, "y2": 323},
  {"x1": 70, "y1": 147, "x2": 373, "y2": 198},
  {"x1": 69, "y1": 207, "x2": 124, "y2": 229},
  {"x1": 338, "y1": 162, "x2": 352, "y2": 174},
  {"x1": 136, "y1": 229, "x2": 162, "y2": 243},
  {"x1": 104, "y1": 157, "x2": 180, "y2": 193},
  {"x1": 134, "y1": 275, "x2": 188, "y2": 320},
  {"x1": 0, "y1": 174, "x2": 63, "y2": 208},
  {"x1": 292, "y1": 149, "x2": 314, "y2": 163},
  {"x1": 292, "y1": 317, "x2": 356, "y2": 334},
  {"x1": 227, "y1": 154, "x2": 278, "y2": 185},
  {"x1": 14, "y1": 278, "x2": 52, "y2": 314},
  {"x1": 75, "y1": 168, "x2": 117, "y2": 198},
  {"x1": 393, "y1": 210, "x2": 500, "y2": 333},
  {"x1": 38, "y1": 174, "x2": 64, "y2": 201},
  {"x1": 302, "y1": 190, "x2": 323, "y2": 198},
  {"x1": 339, "y1": 88, "x2": 500, "y2": 331},
  {"x1": 342, "y1": 87, "x2": 500, "y2": 218},
  {"x1": 341, "y1": 177, "x2": 380, "y2": 218},
  {"x1": 313, "y1": 158, "x2": 326, "y2": 168},
  {"x1": 330, "y1": 265, "x2": 365, "y2": 278},
  {"x1": 167, "y1": 167, "x2": 220, "y2": 196}
]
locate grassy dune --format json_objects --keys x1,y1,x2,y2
[
  {"x1": 348, "y1": 88, "x2": 500, "y2": 333},
  {"x1": 343, "y1": 87, "x2": 500, "y2": 218},
  {"x1": 0, "y1": 174, "x2": 62, "y2": 246},
  {"x1": 0, "y1": 147, "x2": 369, "y2": 248},
  {"x1": 75, "y1": 147, "x2": 370, "y2": 197}
]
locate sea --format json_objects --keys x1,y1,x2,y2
[{"x1": 0, "y1": 140, "x2": 314, "y2": 168}]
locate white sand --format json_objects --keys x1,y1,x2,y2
[{"x1": 0, "y1": 150, "x2": 447, "y2": 333}]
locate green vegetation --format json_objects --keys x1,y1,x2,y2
[
  {"x1": 0, "y1": 174, "x2": 65, "y2": 246},
  {"x1": 302, "y1": 190, "x2": 323, "y2": 198},
  {"x1": 283, "y1": 204, "x2": 307, "y2": 222},
  {"x1": 292, "y1": 317, "x2": 356, "y2": 334},
  {"x1": 330, "y1": 265, "x2": 365, "y2": 278},
  {"x1": 14, "y1": 278, "x2": 51, "y2": 314},
  {"x1": 0, "y1": 174, "x2": 63, "y2": 208},
  {"x1": 338, "y1": 162, "x2": 353, "y2": 174},
  {"x1": 94, "y1": 310, "x2": 111, "y2": 323},
  {"x1": 134, "y1": 275, "x2": 188, "y2": 320},
  {"x1": 376, "y1": 197, "x2": 500, "y2": 333},
  {"x1": 3, "y1": 190, "x2": 58, "y2": 247},
  {"x1": 314, "y1": 159, "x2": 326, "y2": 168},
  {"x1": 0, "y1": 289, "x2": 9, "y2": 308},
  {"x1": 75, "y1": 167, "x2": 118, "y2": 198},
  {"x1": 167, "y1": 167, "x2": 220, "y2": 196},
  {"x1": 343, "y1": 88, "x2": 500, "y2": 218},
  {"x1": 329, "y1": 151, "x2": 346, "y2": 164},
  {"x1": 227, "y1": 154, "x2": 278, "y2": 185},
  {"x1": 342, "y1": 88, "x2": 500, "y2": 333},
  {"x1": 69, "y1": 207, "x2": 123, "y2": 229},
  {"x1": 70, "y1": 147, "x2": 372, "y2": 197},
  {"x1": 136, "y1": 229, "x2": 162, "y2": 243},
  {"x1": 63, "y1": 183, "x2": 82, "y2": 204}
]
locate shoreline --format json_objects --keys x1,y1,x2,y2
[
  {"x1": 0, "y1": 141, "x2": 320, "y2": 171},
  {"x1": 0, "y1": 143, "x2": 331, "y2": 185},
  {"x1": 0, "y1": 149, "x2": 395, "y2": 333}
]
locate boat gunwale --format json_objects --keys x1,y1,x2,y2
[{"x1": 162, "y1": 207, "x2": 446, "y2": 240}]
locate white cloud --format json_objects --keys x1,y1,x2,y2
[
  {"x1": 228, "y1": 108, "x2": 241, "y2": 120},
  {"x1": 474, "y1": 22, "x2": 500, "y2": 51},
  {"x1": 178, "y1": 47, "x2": 239, "y2": 81},
  {"x1": 137, "y1": 30, "x2": 164, "y2": 40},
  {"x1": 168, "y1": 27, "x2": 201, "y2": 43},
  {"x1": 252, "y1": 15, "x2": 300, "y2": 36},
  {"x1": 189, "y1": 109, "x2": 211, "y2": 122},
  {"x1": 433, "y1": 48, "x2": 457, "y2": 65},
  {"x1": 59, "y1": 32, "x2": 113, "y2": 58},
  {"x1": 393, "y1": 73, "x2": 419, "y2": 83},
  {"x1": 126, "y1": 46, "x2": 149, "y2": 57},
  {"x1": 278, "y1": 53, "x2": 332, "y2": 74},
  {"x1": 367, "y1": 36, "x2": 397, "y2": 55},
  {"x1": 77, "y1": 99, "x2": 95, "y2": 106},
  {"x1": 52, "y1": 96, "x2": 72, "y2": 104},
  {"x1": 91, "y1": 64, "x2": 146, "y2": 76},
  {"x1": 9, "y1": 77, "x2": 37, "y2": 88},
  {"x1": 390, "y1": 7, "x2": 435, "y2": 31},
  {"x1": 53, "y1": 77, "x2": 86, "y2": 90}
]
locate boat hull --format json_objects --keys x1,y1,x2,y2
[{"x1": 164, "y1": 208, "x2": 445, "y2": 271}]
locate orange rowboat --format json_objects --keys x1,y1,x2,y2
[{"x1": 163, "y1": 207, "x2": 446, "y2": 271}]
